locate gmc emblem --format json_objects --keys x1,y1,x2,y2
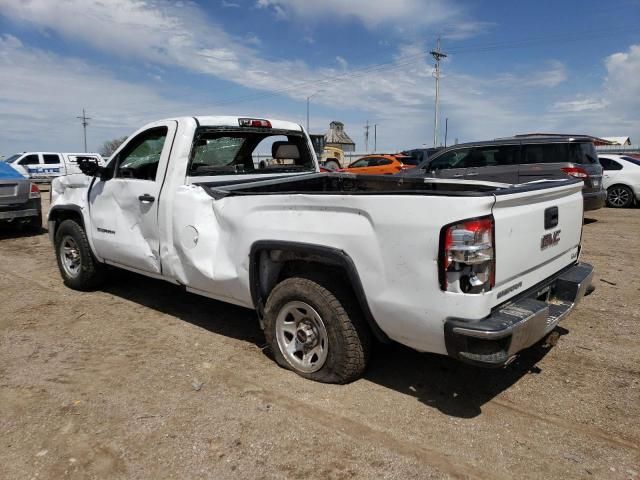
[{"x1": 541, "y1": 229, "x2": 561, "y2": 250}]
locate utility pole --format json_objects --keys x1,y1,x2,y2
[
  {"x1": 374, "y1": 124, "x2": 377, "y2": 152},
  {"x1": 77, "y1": 108, "x2": 91, "y2": 152},
  {"x1": 444, "y1": 117, "x2": 448, "y2": 147},
  {"x1": 430, "y1": 37, "x2": 447, "y2": 147},
  {"x1": 364, "y1": 120, "x2": 370, "y2": 152}
]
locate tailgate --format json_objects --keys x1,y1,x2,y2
[{"x1": 491, "y1": 181, "x2": 583, "y2": 305}]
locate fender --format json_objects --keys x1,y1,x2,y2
[
  {"x1": 249, "y1": 240, "x2": 390, "y2": 343},
  {"x1": 48, "y1": 204, "x2": 104, "y2": 263}
]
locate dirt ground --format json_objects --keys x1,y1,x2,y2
[{"x1": 0, "y1": 191, "x2": 638, "y2": 480}]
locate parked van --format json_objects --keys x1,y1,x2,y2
[
  {"x1": 402, "y1": 136, "x2": 606, "y2": 211},
  {"x1": 3, "y1": 152, "x2": 105, "y2": 181}
]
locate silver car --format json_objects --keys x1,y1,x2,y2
[{"x1": 0, "y1": 161, "x2": 42, "y2": 229}]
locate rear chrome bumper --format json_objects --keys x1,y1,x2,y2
[{"x1": 444, "y1": 262, "x2": 594, "y2": 367}]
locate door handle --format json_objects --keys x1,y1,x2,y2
[{"x1": 138, "y1": 194, "x2": 155, "y2": 203}]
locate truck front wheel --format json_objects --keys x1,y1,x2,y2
[
  {"x1": 263, "y1": 275, "x2": 371, "y2": 383},
  {"x1": 54, "y1": 219, "x2": 105, "y2": 291}
]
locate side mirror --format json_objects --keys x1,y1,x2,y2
[
  {"x1": 78, "y1": 158, "x2": 111, "y2": 181},
  {"x1": 78, "y1": 158, "x2": 100, "y2": 176}
]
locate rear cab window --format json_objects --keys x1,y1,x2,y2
[{"x1": 188, "y1": 128, "x2": 315, "y2": 176}]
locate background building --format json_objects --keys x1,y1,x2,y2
[{"x1": 325, "y1": 121, "x2": 355, "y2": 152}]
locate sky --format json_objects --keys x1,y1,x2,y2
[{"x1": 0, "y1": 0, "x2": 639, "y2": 155}]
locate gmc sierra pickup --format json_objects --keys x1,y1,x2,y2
[{"x1": 48, "y1": 116, "x2": 594, "y2": 383}]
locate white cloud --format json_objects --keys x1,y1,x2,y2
[
  {"x1": 547, "y1": 45, "x2": 640, "y2": 138},
  {"x1": 244, "y1": 33, "x2": 262, "y2": 46},
  {"x1": 1, "y1": 0, "x2": 636, "y2": 150},
  {"x1": 604, "y1": 44, "x2": 640, "y2": 110},
  {"x1": 551, "y1": 97, "x2": 607, "y2": 113},
  {"x1": 0, "y1": 35, "x2": 195, "y2": 152},
  {"x1": 497, "y1": 60, "x2": 568, "y2": 88},
  {"x1": 255, "y1": 0, "x2": 457, "y2": 27},
  {"x1": 335, "y1": 56, "x2": 348, "y2": 70}
]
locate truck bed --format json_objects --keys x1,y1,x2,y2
[{"x1": 197, "y1": 172, "x2": 580, "y2": 199}]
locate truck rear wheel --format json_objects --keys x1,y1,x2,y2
[
  {"x1": 263, "y1": 275, "x2": 371, "y2": 383},
  {"x1": 54, "y1": 219, "x2": 105, "y2": 291}
]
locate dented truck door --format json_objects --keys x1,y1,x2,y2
[{"x1": 88, "y1": 121, "x2": 177, "y2": 274}]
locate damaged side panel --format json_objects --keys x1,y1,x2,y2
[{"x1": 89, "y1": 179, "x2": 162, "y2": 273}]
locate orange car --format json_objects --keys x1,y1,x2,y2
[{"x1": 341, "y1": 154, "x2": 419, "y2": 175}]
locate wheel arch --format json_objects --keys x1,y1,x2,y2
[
  {"x1": 606, "y1": 183, "x2": 637, "y2": 205},
  {"x1": 249, "y1": 240, "x2": 390, "y2": 342},
  {"x1": 607, "y1": 182, "x2": 635, "y2": 192},
  {"x1": 48, "y1": 205, "x2": 102, "y2": 261},
  {"x1": 48, "y1": 204, "x2": 85, "y2": 238}
]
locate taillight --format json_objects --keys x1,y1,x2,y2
[
  {"x1": 440, "y1": 216, "x2": 495, "y2": 293},
  {"x1": 561, "y1": 166, "x2": 588, "y2": 179},
  {"x1": 29, "y1": 183, "x2": 40, "y2": 199}
]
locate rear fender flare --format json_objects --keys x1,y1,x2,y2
[{"x1": 249, "y1": 240, "x2": 390, "y2": 343}]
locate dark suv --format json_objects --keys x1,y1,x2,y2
[{"x1": 403, "y1": 136, "x2": 606, "y2": 211}]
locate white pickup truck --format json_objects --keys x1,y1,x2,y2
[{"x1": 48, "y1": 116, "x2": 594, "y2": 383}]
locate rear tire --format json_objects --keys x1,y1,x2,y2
[
  {"x1": 54, "y1": 219, "x2": 106, "y2": 291},
  {"x1": 263, "y1": 275, "x2": 371, "y2": 384},
  {"x1": 606, "y1": 185, "x2": 634, "y2": 208}
]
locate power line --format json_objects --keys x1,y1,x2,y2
[{"x1": 76, "y1": 108, "x2": 91, "y2": 152}]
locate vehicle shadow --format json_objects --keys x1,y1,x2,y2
[
  {"x1": 0, "y1": 225, "x2": 46, "y2": 240},
  {"x1": 102, "y1": 269, "x2": 566, "y2": 419},
  {"x1": 583, "y1": 217, "x2": 598, "y2": 225},
  {"x1": 102, "y1": 270, "x2": 265, "y2": 347},
  {"x1": 364, "y1": 327, "x2": 568, "y2": 418}
]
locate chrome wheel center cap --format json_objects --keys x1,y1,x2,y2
[{"x1": 297, "y1": 323, "x2": 317, "y2": 347}]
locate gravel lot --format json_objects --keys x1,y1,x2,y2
[{"x1": 0, "y1": 192, "x2": 638, "y2": 479}]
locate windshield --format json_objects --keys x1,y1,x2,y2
[
  {"x1": 189, "y1": 129, "x2": 315, "y2": 176},
  {"x1": 3, "y1": 154, "x2": 21, "y2": 164}
]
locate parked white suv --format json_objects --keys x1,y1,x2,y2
[{"x1": 3, "y1": 152, "x2": 105, "y2": 181}]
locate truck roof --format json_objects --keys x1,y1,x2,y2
[{"x1": 194, "y1": 116, "x2": 303, "y2": 132}]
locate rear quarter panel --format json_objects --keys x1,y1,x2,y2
[{"x1": 167, "y1": 189, "x2": 498, "y2": 355}]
